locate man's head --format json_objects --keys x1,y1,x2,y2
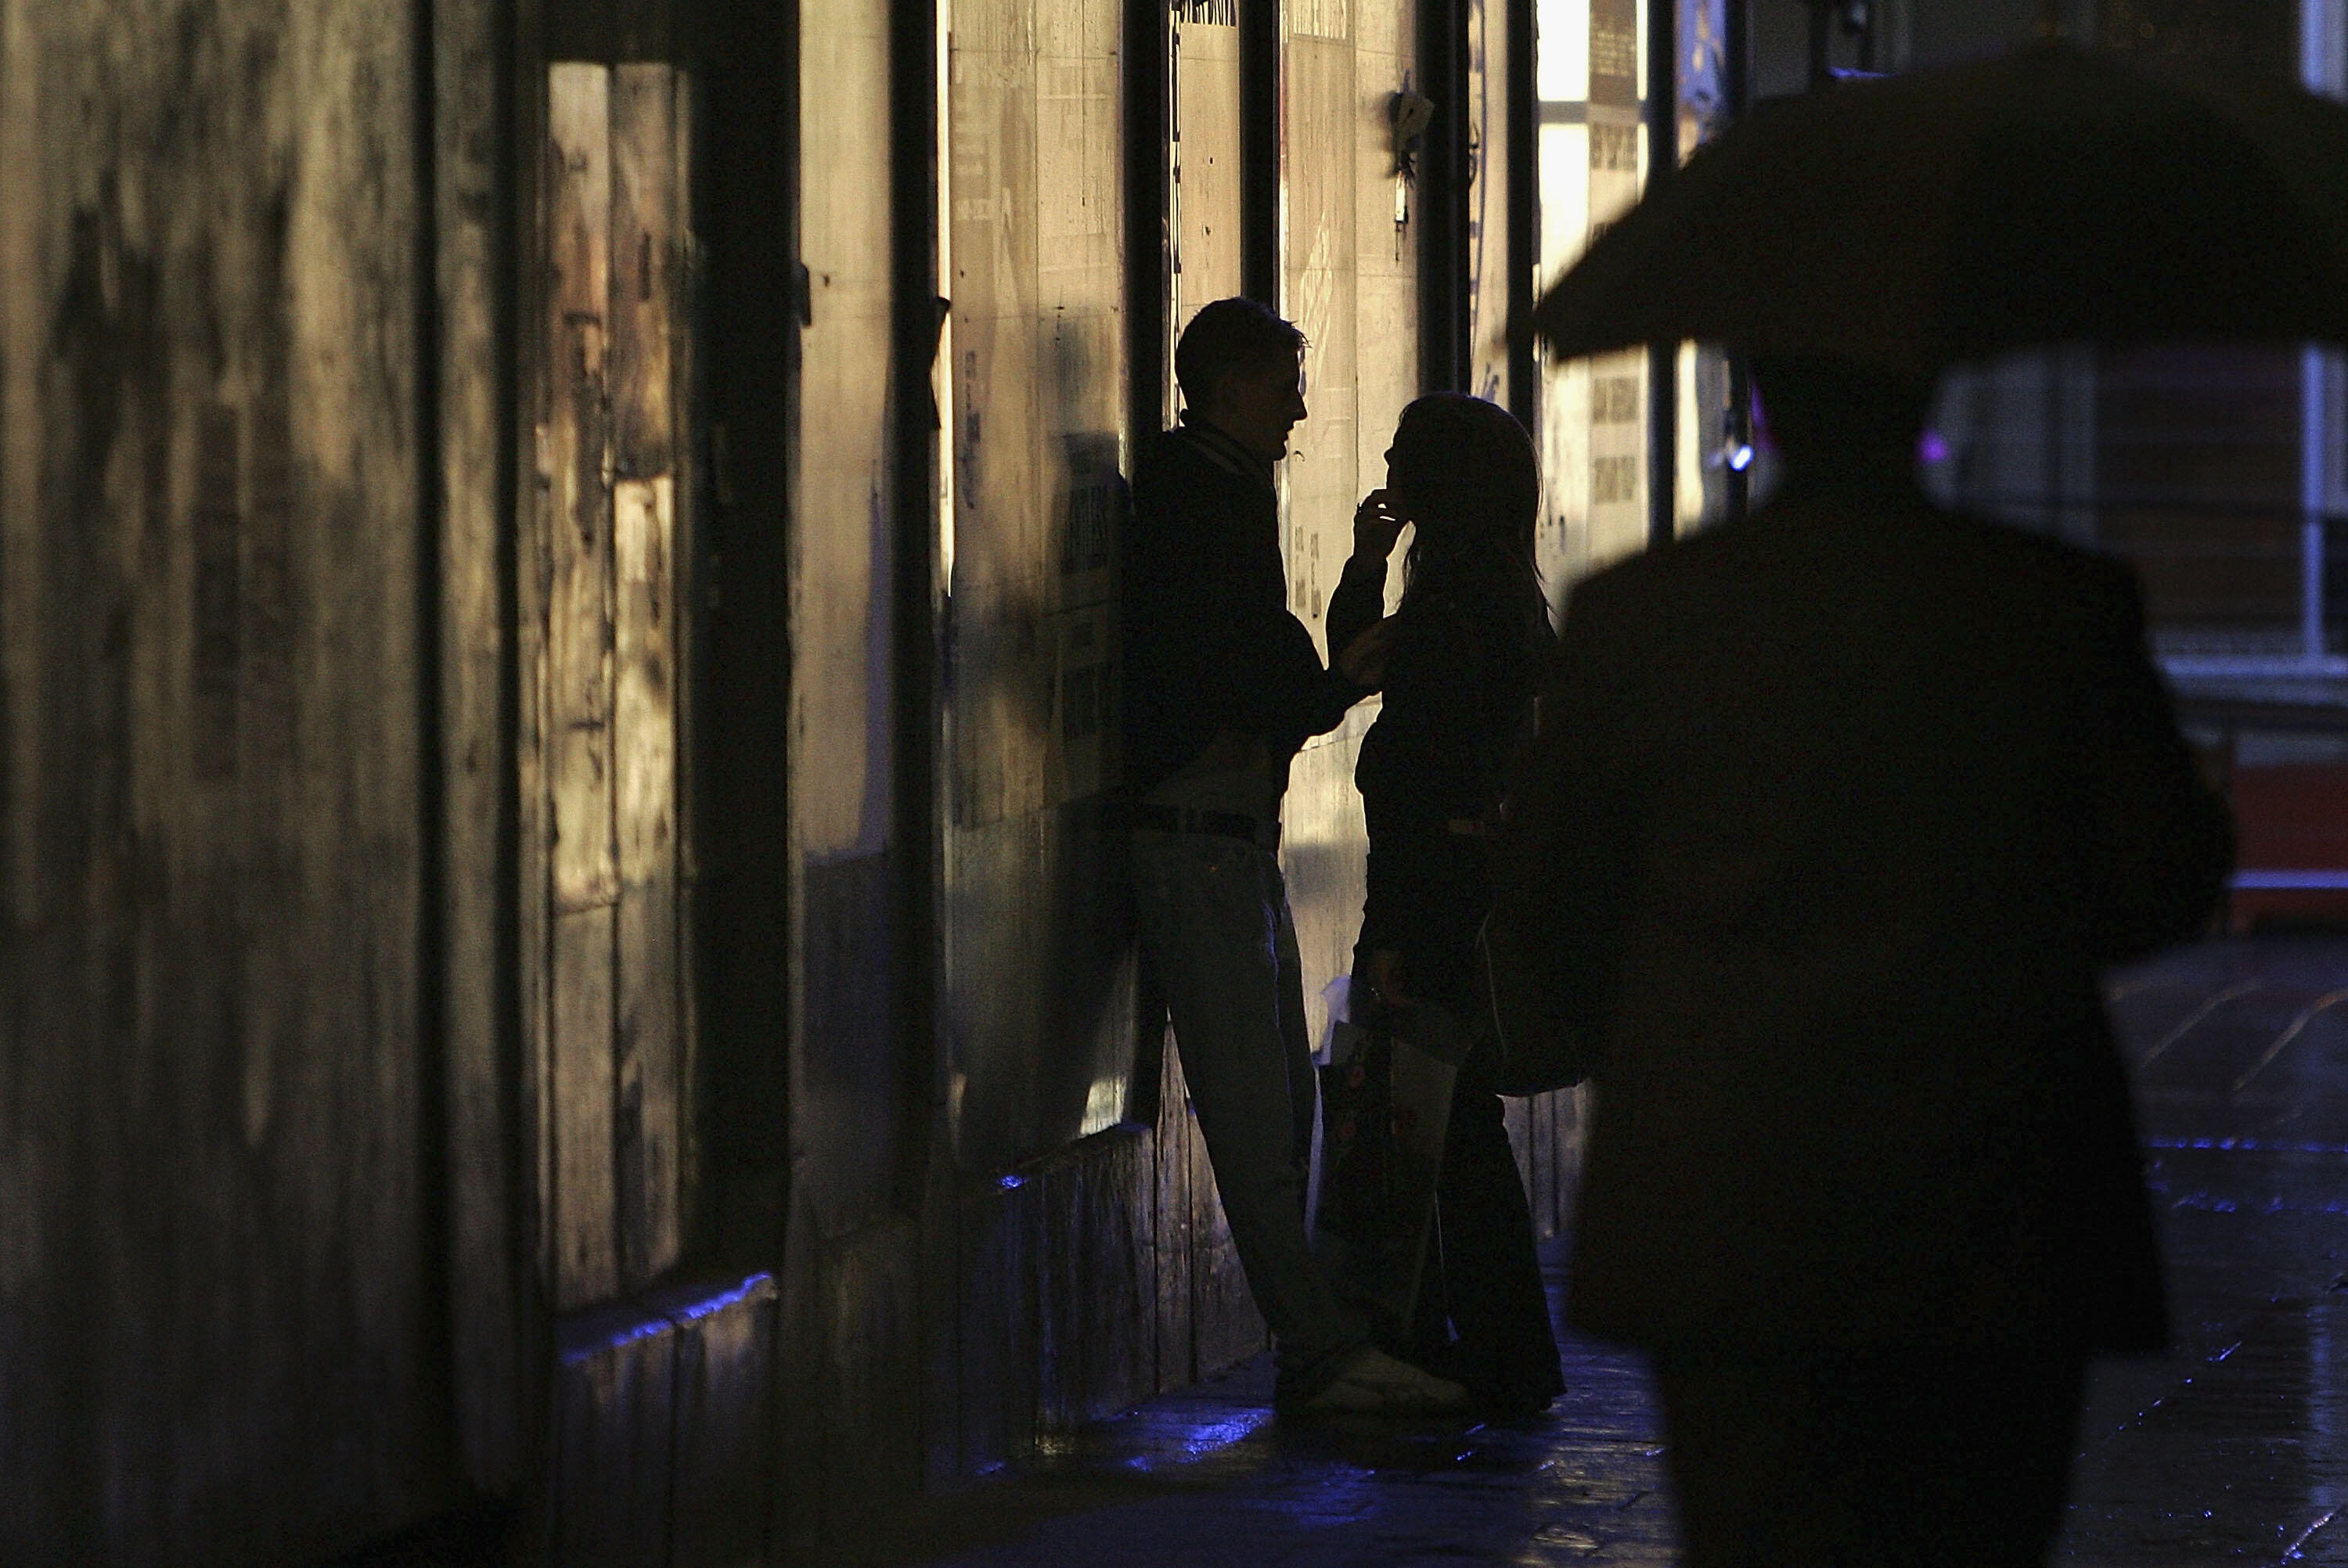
[
  {"x1": 1748, "y1": 356, "x2": 1932, "y2": 486},
  {"x1": 1176, "y1": 297, "x2": 1309, "y2": 463}
]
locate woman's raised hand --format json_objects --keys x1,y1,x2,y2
[{"x1": 1353, "y1": 488, "x2": 1407, "y2": 561}]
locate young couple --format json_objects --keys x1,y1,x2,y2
[{"x1": 1123, "y1": 295, "x2": 1562, "y2": 1419}]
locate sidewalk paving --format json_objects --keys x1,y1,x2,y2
[{"x1": 834, "y1": 937, "x2": 2348, "y2": 1567}]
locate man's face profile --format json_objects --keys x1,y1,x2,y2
[{"x1": 1206, "y1": 350, "x2": 1309, "y2": 464}]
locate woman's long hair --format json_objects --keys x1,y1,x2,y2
[{"x1": 1389, "y1": 394, "x2": 1545, "y2": 628}]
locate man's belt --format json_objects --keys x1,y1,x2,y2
[{"x1": 1108, "y1": 800, "x2": 1275, "y2": 845}]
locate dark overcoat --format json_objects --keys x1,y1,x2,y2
[{"x1": 1494, "y1": 482, "x2": 2233, "y2": 1353}]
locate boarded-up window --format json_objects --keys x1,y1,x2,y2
[{"x1": 534, "y1": 62, "x2": 697, "y2": 1311}]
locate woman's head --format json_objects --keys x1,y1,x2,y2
[{"x1": 1386, "y1": 394, "x2": 1543, "y2": 602}]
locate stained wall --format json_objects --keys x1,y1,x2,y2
[
  {"x1": 0, "y1": 2, "x2": 1604, "y2": 1560},
  {"x1": 0, "y1": 2, "x2": 456, "y2": 1559}
]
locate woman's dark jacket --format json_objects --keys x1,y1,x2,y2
[{"x1": 1327, "y1": 549, "x2": 1554, "y2": 1000}]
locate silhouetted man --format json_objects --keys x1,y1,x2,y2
[
  {"x1": 1122, "y1": 297, "x2": 1464, "y2": 1415},
  {"x1": 1493, "y1": 357, "x2": 2232, "y2": 1565}
]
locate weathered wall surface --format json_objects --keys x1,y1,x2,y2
[
  {"x1": 0, "y1": 2, "x2": 453, "y2": 1560},
  {"x1": 776, "y1": 0, "x2": 926, "y2": 1542},
  {"x1": 0, "y1": 2, "x2": 1599, "y2": 1559},
  {"x1": 944, "y1": 0, "x2": 1131, "y2": 1185}
]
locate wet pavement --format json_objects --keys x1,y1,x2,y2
[{"x1": 830, "y1": 938, "x2": 2348, "y2": 1566}]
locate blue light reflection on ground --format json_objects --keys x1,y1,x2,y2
[
  {"x1": 1111, "y1": 1411, "x2": 1272, "y2": 1473},
  {"x1": 2148, "y1": 1137, "x2": 2348, "y2": 1156},
  {"x1": 1179, "y1": 1413, "x2": 1267, "y2": 1460}
]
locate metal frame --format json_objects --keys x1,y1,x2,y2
[
  {"x1": 1644, "y1": 0, "x2": 1676, "y2": 545},
  {"x1": 1129, "y1": 0, "x2": 1172, "y2": 439},
  {"x1": 1421, "y1": 0, "x2": 1472, "y2": 391},
  {"x1": 1721, "y1": 0, "x2": 1751, "y2": 520},
  {"x1": 890, "y1": 0, "x2": 945, "y2": 1207},
  {"x1": 1507, "y1": 0, "x2": 1540, "y2": 424},
  {"x1": 1241, "y1": 0, "x2": 1282, "y2": 307}
]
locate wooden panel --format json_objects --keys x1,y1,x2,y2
[
  {"x1": 553, "y1": 1303, "x2": 679, "y2": 1568},
  {"x1": 609, "y1": 65, "x2": 687, "y2": 1292},
  {"x1": 546, "y1": 63, "x2": 620, "y2": 1311},
  {"x1": 1033, "y1": 1128, "x2": 1156, "y2": 1430},
  {"x1": 610, "y1": 66, "x2": 680, "y2": 479},
  {"x1": 437, "y1": 0, "x2": 521, "y2": 1491},
  {"x1": 666, "y1": 70, "x2": 704, "y2": 1247},
  {"x1": 0, "y1": 0, "x2": 38, "y2": 930},
  {"x1": 660, "y1": 1274, "x2": 781, "y2": 1568},
  {"x1": 615, "y1": 475, "x2": 682, "y2": 1287},
  {"x1": 953, "y1": 1173, "x2": 1040, "y2": 1473},
  {"x1": 546, "y1": 63, "x2": 619, "y2": 917},
  {"x1": 939, "y1": 0, "x2": 1135, "y2": 1212},
  {"x1": 548, "y1": 1274, "x2": 779, "y2": 1568},
  {"x1": 521, "y1": 116, "x2": 559, "y2": 1303},
  {"x1": 777, "y1": 1221, "x2": 927, "y2": 1552},
  {"x1": 794, "y1": 0, "x2": 895, "y2": 865},
  {"x1": 945, "y1": 15, "x2": 1046, "y2": 831},
  {"x1": 1282, "y1": 31, "x2": 1359, "y2": 640},
  {"x1": 555, "y1": 904, "x2": 621, "y2": 1308},
  {"x1": 783, "y1": 2, "x2": 919, "y2": 1532},
  {"x1": 945, "y1": 0, "x2": 1125, "y2": 833},
  {"x1": 1188, "y1": 1080, "x2": 1269, "y2": 1376},
  {"x1": 1153, "y1": 1027, "x2": 1197, "y2": 1390},
  {"x1": 1172, "y1": 9, "x2": 1245, "y2": 325}
]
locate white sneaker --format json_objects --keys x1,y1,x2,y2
[{"x1": 1291, "y1": 1347, "x2": 1469, "y2": 1416}]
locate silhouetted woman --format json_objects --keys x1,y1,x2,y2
[{"x1": 1325, "y1": 392, "x2": 1565, "y2": 1415}]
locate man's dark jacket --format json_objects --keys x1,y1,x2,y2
[
  {"x1": 1494, "y1": 484, "x2": 2233, "y2": 1353},
  {"x1": 1122, "y1": 422, "x2": 1359, "y2": 800}
]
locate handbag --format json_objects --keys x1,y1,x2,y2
[{"x1": 1467, "y1": 908, "x2": 1591, "y2": 1097}]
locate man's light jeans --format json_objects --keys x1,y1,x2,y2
[{"x1": 1133, "y1": 827, "x2": 1368, "y2": 1397}]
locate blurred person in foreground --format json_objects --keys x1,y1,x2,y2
[
  {"x1": 1323, "y1": 394, "x2": 1565, "y2": 1417},
  {"x1": 1492, "y1": 356, "x2": 2232, "y2": 1566},
  {"x1": 1122, "y1": 297, "x2": 1465, "y2": 1417}
]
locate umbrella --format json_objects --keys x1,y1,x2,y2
[{"x1": 1529, "y1": 44, "x2": 2348, "y2": 377}]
